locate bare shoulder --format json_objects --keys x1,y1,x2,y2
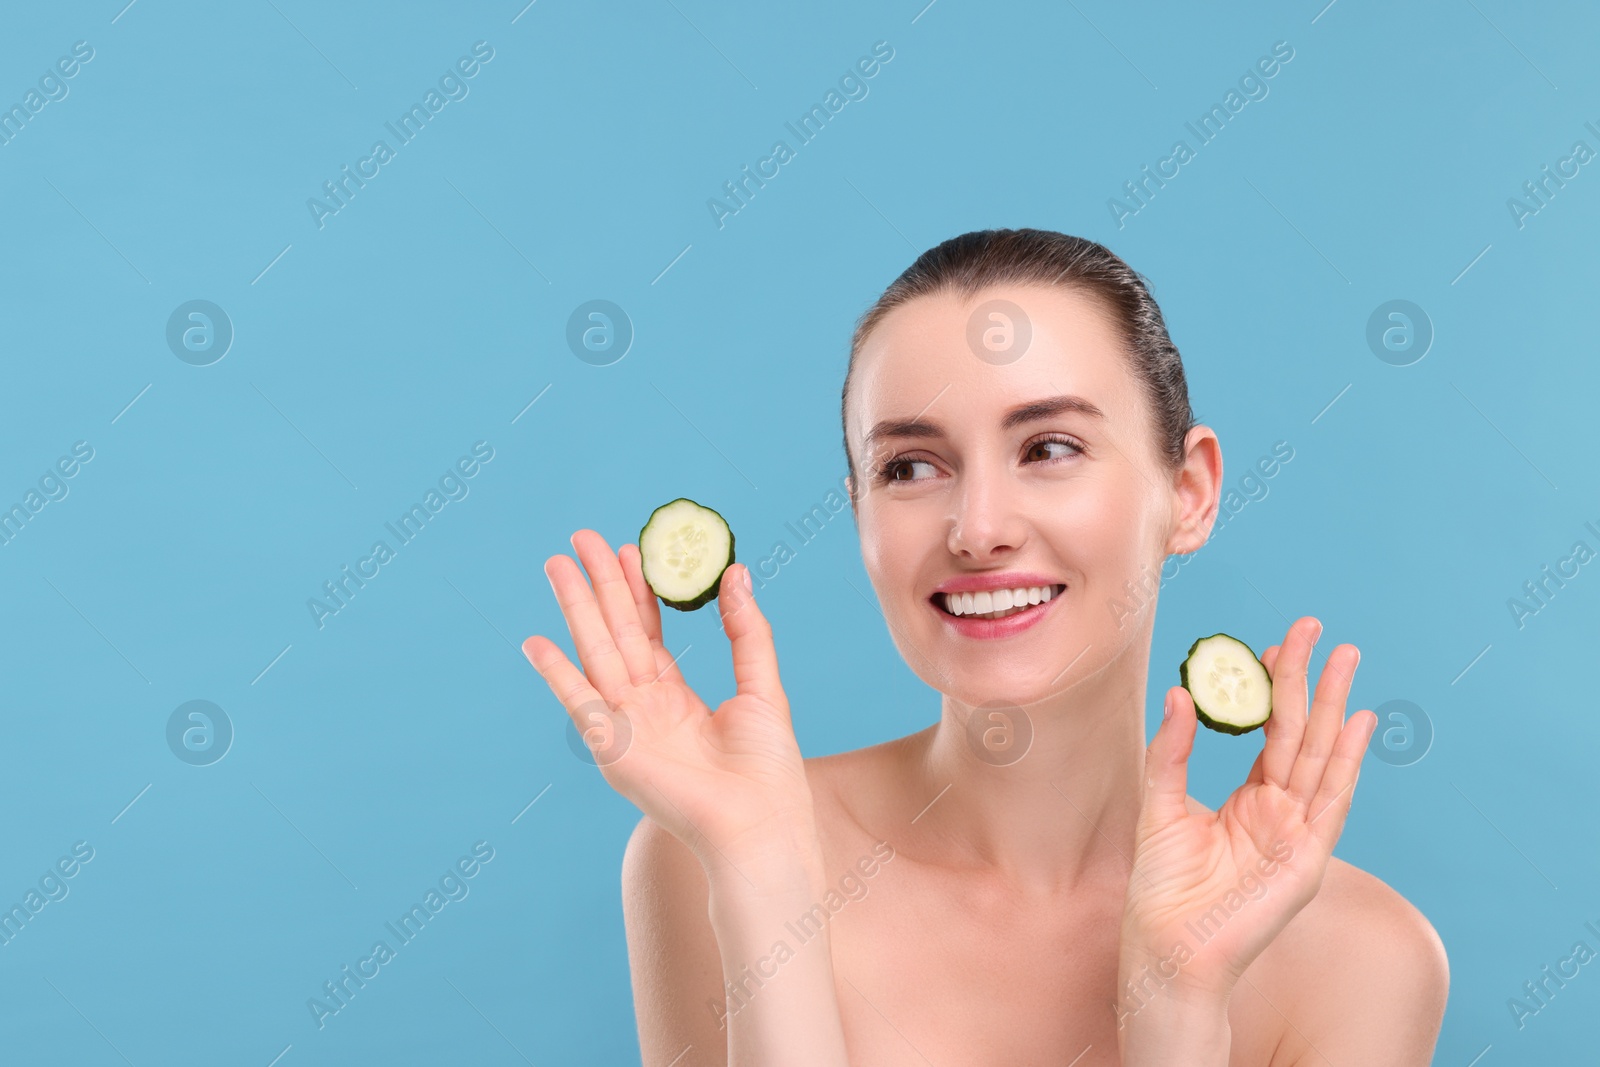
[
  {"x1": 1184, "y1": 797, "x2": 1450, "y2": 1065},
  {"x1": 1264, "y1": 850, "x2": 1450, "y2": 995},
  {"x1": 1266, "y1": 855, "x2": 1449, "y2": 1065}
]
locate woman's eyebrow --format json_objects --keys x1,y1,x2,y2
[
  {"x1": 865, "y1": 393, "x2": 1105, "y2": 449},
  {"x1": 1001, "y1": 393, "x2": 1106, "y2": 429}
]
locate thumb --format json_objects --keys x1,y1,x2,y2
[
  {"x1": 716, "y1": 564, "x2": 788, "y2": 712},
  {"x1": 1142, "y1": 685, "x2": 1198, "y2": 826}
]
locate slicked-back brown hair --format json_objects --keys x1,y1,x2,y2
[{"x1": 841, "y1": 228, "x2": 1196, "y2": 496}]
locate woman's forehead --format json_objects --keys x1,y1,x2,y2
[{"x1": 851, "y1": 283, "x2": 1138, "y2": 428}]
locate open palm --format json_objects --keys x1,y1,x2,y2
[
  {"x1": 521, "y1": 530, "x2": 816, "y2": 877},
  {"x1": 1120, "y1": 617, "x2": 1378, "y2": 999}
]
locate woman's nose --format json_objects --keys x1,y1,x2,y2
[{"x1": 946, "y1": 476, "x2": 1026, "y2": 560}]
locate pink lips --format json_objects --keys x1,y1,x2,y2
[{"x1": 930, "y1": 582, "x2": 1065, "y2": 639}]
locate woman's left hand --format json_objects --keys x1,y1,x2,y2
[{"x1": 1117, "y1": 616, "x2": 1378, "y2": 1011}]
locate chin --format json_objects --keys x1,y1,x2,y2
[{"x1": 937, "y1": 665, "x2": 1065, "y2": 708}]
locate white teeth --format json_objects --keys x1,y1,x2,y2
[{"x1": 941, "y1": 584, "x2": 1062, "y2": 618}]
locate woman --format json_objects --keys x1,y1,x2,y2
[{"x1": 522, "y1": 229, "x2": 1449, "y2": 1065}]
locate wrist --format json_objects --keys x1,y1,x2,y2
[
  {"x1": 1113, "y1": 960, "x2": 1232, "y2": 1021},
  {"x1": 704, "y1": 843, "x2": 833, "y2": 991},
  {"x1": 703, "y1": 814, "x2": 827, "y2": 900},
  {"x1": 1114, "y1": 980, "x2": 1231, "y2": 1066},
  {"x1": 1117, "y1": 926, "x2": 1238, "y2": 1008}
]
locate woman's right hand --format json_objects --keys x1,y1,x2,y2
[{"x1": 522, "y1": 529, "x2": 818, "y2": 882}]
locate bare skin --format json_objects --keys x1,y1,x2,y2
[
  {"x1": 527, "y1": 281, "x2": 1449, "y2": 1064},
  {"x1": 623, "y1": 738, "x2": 1448, "y2": 1066}
]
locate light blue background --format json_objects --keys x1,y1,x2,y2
[{"x1": 1, "y1": 0, "x2": 1595, "y2": 1063}]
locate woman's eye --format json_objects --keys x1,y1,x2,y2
[
  {"x1": 882, "y1": 458, "x2": 937, "y2": 481},
  {"x1": 1026, "y1": 437, "x2": 1084, "y2": 462}
]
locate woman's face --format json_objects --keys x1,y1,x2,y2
[{"x1": 846, "y1": 282, "x2": 1192, "y2": 706}]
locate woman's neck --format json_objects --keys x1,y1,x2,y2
[{"x1": 903, "y1": 644, "x2": 1153, "y2": 896}]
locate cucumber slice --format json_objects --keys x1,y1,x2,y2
[
  {"x1": 637, "y1": 498, "x2": 736, "y2": 612},
  {"x1": 1179, "y1": 633, "x2": 1272, "y2": 735}
]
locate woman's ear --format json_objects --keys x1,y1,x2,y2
[{"x1": 1165, "y1": 425, "x2": 1221, "y2": 556}]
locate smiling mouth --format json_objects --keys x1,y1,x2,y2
[{"x1": 933, "y1": 584, "x2": 1067, "y2": 621}]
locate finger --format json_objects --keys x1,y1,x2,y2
[
  {"x1": 716, "y1": 564, "x2": 788, "y2": 712},
  {"x1": 1260, "y1": 617, "x2": 1320, "y2": 792},
  {"x1": 543, "y1": 553, "x2": 634, "y2": 700},
  {"x1": 521, "y1": 633, "x2": 606, "y2": 726},
  {"x1": 569, "y1": 530, "x2": 663, "y2": 686},
  {"x1": 1306, "y1": 710, "x2": 1377, "y2": 853},
  {"x1": 619, "y1": 544, "x2": 665, "y2": 646},
  {"x1": 1243, "y1": 744, "x2": 1267, "y2": 787},
  {"x1": 1142, "y1": 686, "x2": 1198, "y2": 827},
  {"x1": 1241, "y1": 646, "x2": 1280, "y2": 790},
  {"x1": 1287, "y1": 643, "x2": 1360, "y2": 805},
  {"x1": 619, "y1": 543, "x2": 684, "y2": 684}
]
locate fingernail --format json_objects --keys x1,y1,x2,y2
[
  {"x1": 740, "y1": 565, "x2": 753, "y2": 594},
  {"x1": 1163, "y1": 690, "x2": 1173, "y2": 721}
]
